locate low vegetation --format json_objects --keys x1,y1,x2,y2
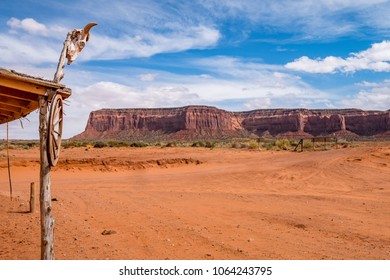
[
  {"x1": 74, "y1": 138, "x2": 336, "y2": 151},
  {"x1": 0, "y1": 137, "x2": 362, "y2": 152},
  {"x1": 0, "y1": 140, "x2": 39, "y2": 151}
]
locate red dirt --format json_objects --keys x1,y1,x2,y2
[{"x1": 1, "y1": 143, "x2": 389, "y2": 260}]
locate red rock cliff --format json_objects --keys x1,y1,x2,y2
[{"x1": 72, "y1": 106, "x2": 390, "y2": 140}]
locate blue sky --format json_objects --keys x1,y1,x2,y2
[{"x1": 1, "y1": 0, "x2": 390, "y2": 139}]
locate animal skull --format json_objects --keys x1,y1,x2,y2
[{"x1": 66, "y1": 22, "x2": 97, "y2": 65}]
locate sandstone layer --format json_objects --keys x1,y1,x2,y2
[{"x1": 72, "y1": 106, "x2": 390, "y2": 140}]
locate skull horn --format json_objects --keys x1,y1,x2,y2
[{"x1": 83, "y1": 22, "x2": 97, "y2": 41}]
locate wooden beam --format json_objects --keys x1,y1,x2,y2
[
  {"x1": 0, "y1": 76, "x2": 48, "y2": 95},
  {"x1": 0, "y1": 111, "x2": 14, "y2": 118},
  {"x1": 0, "y1": 103, "x2": 22, "y2": 114},
  {"x1": 0, "y1": 85, "x2": 41, "y2": 102},
  {"x1": 39, "y1": 95, "x2": 55, "y2": 260},
  {"x1": 0, "y1": 94, "x2": 33, "y2": 109}
]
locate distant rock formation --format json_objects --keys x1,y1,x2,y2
[{"x1": 71, "y1": 106, "x2": 390, "y2": 140}]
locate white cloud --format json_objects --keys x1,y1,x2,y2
[
  {"x1": 339, "y1": 88, "x2": 390, "y2": 110},
  {"x1": 340, "y1": 79, "x2": 390, "y2": 109},
  {"x1": 5, "y1": 17, "x2": 67, "y2": 38},
  {"x1": 7, "y1": 17, "x2": 48, "y2": 35},
  {"x1": 0, "y1": 17, "x2": 76, "y2": 68},
  {"x1": 85, "y1": 25, "x2": 220, "y2": 60},
  {"x1": 138, "y1": 73, "x2": 158, "y2": 81},
  {"x1": 0, "y1": 33, "x2": 60, "y2": 66},
  {"x1": 74, "y1": 82, "x2": 201, "y2": 109},
  {"x1": 243, "y1": 97, "x2": 272, "y2": 109},
  {"x1": 285, "y1": 40, "x2": 390, "y2": 73},
  {"x1": 1, "y1": 15, "x2": 220, "y2": 66}
]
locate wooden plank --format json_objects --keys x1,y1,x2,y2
[
  {"x1": 0, "y1": 109, "x2": 14, "y2": 116},
  {"x1": 0, "y1": 68, "x2": 67, "y2": 89},
  {"x1": 0, "y1": 93, "x2": 38, "y2": 124},
  {"x1": 0, "y1": 85, "x2": 41, "y2": 102},
  {"x1": 0, "y1": 76, "x2": 48, "y2": 95},
  {"x1": 0, "y1": 94, "x2": 33, "y2": 108},
  {"x1": 0, "y1": 102, "x2": 22, "y2": 114},
  {"x1": 0, "y1": 111, "x2": 14, "y2": 118}
]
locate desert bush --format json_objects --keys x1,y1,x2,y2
[
  {"x1": 303, "y1": 140, "x2": 313, "y2": 149},
  {"x1": 165, "y1": 142, "x2": 177, "y2": 147},
  {"x1": 289, "y1": 140, "x2": 299, "y2": 146},
  {"x1": 62, "y1": 141, "x2": 88, "y2": 149},
  {"x1": 108, "y1": 141, "x2": 129, "y2": 147},
  {"x1": 240, "y1": 143, "x2": 249, "y2": 149},
  {"x1": 248, "y1": 141, "x2": 259, "y2": 150},
  {"x1": 231, "y1": 142, "x2": 240, "y2": 148},
  {"x1": 263, "y1": 141, "x2": 276, "y2": 150},
  {"x1": 275, "y1": 139, "x2": 290, "y2": 150},
  {"x1": 205, "y1": 141, "x2": 216, "y2": 148},
  {"x1": 22, "y1": 142, "x2": 38, "y2": 148},
  {"x1": 192, "y1": 141, "x2": 205, "y2": 147},
  {"x1": 129, "y1": 142, "x2": 148, "y2": 147},
  {"x1": 93, "y1": 141, "x2": 107, "y2": 148}
]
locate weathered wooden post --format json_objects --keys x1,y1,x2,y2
[
  {"x1": 39, "y1": 95, "x2": 55, "y2": 260},
  {"x1": 37, "y1": 22, "x2": 97, "y2": 260},
  {"x1": 29, "y1": 182, "x2": 36, "y2": 213},
  {"x1": 6, "y1": 123, "x2": 12, "y2": 199}
]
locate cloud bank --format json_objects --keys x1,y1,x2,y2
[{"x1": 285, "y1": 41, "x2": 390, "y2": 73}]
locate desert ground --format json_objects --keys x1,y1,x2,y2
[{"x1": 0, "y1": 142, "x2": 389, "y2": 260}]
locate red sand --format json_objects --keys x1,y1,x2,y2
[{"x1": 1, "y1": 143, "x2": 389, "y2": 259}]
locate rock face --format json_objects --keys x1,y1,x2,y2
[{"x1": 72, "y1": 106, "x2": 390, "y2": 140}]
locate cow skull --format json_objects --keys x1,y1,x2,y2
[
  {"x1": 54, "y1": 22, "x2": 97, "y2": 83},
  {"x1": 66, "y1": 22, "x2": 97, "y2": 65}
]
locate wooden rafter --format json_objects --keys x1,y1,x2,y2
[{"x1": 0, "y1": 68, "x2": 71, "y2": 124}]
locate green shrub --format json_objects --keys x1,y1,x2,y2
[
  {"x1": 107, "y1": 141, "x2": 129, "y2": 147},
  {"x1": 275, "y1": 139, "x2": 290, "y2": 150},
  {"x1": 231, "y1": 142, "x2": 240, "y2": 148},
  {"x1": 26, "y1": 142, "x2": 38, "y2": 148},
  {"x1": 205, "y1": 141, "x2": 216, "y2": 148},
  {"x1": 62, "y1": 141, "x2": 88, "y2": 149},
  {"x1": 303, "y1": 140, "x2": 313, "y2": 149},
  {"x1": 248, "y1": 141, "x2": 259, "y2": 150},
  {"x1": 289, "y1": 140, "x2": 299, "y2": 146},
  {"x1": 263, "y1": 141, "x2": 276, "y2": 150},
  {"x1": 130, "y1": 142, "x2": 148, "y2": 147},
  {"x1": 192, "y1": 141, "x2": 205, "y2": 147},
  {"x1": 165, "y1": 142, "x2": 177, "y2": 147},
  {"x1": 240, "y1": 143, "x2": 249, "y2": 149},
  {"x1": 93, "y1": 141, "x2": 107, "y2": 148}
]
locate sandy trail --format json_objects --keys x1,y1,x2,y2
[{"x1": 1, "y1": 143, "x2": 389, "y2": 259}]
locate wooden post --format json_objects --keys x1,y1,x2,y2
[
  {"x1": 29, "y1": 182, "x2": 36, "y2": 213},
  {"x1": 39, "y1": 95, "x2": 55, "y2": 260},
  {"x1": 6, "y1": 123, "x2": 12, "y2": 199}
]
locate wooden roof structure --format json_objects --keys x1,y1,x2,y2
[
  {"x1": 1, "y1": 22, "x2": 96, "y2": 260},
  {"x1": 0, "y1": 68, "x2": 71, "y2": 124}
]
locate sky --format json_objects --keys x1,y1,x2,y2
[{"x1": 1, "y1": 0, "x2": 390, "y2": 139}]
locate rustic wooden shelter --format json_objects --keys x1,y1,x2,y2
[
  {"x1": 0, "y1": 68, "x2": 71, "y2": 125},
  {"x1": 0, "y1": 22, "x2": 96, "y2": 260},
  {"x1": 0, "y1": 68, "x2": 71, "y2": 260}
]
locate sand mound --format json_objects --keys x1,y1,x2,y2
[{"x1": 55, "y1": 157, "x2": 203, "y2": 172}]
